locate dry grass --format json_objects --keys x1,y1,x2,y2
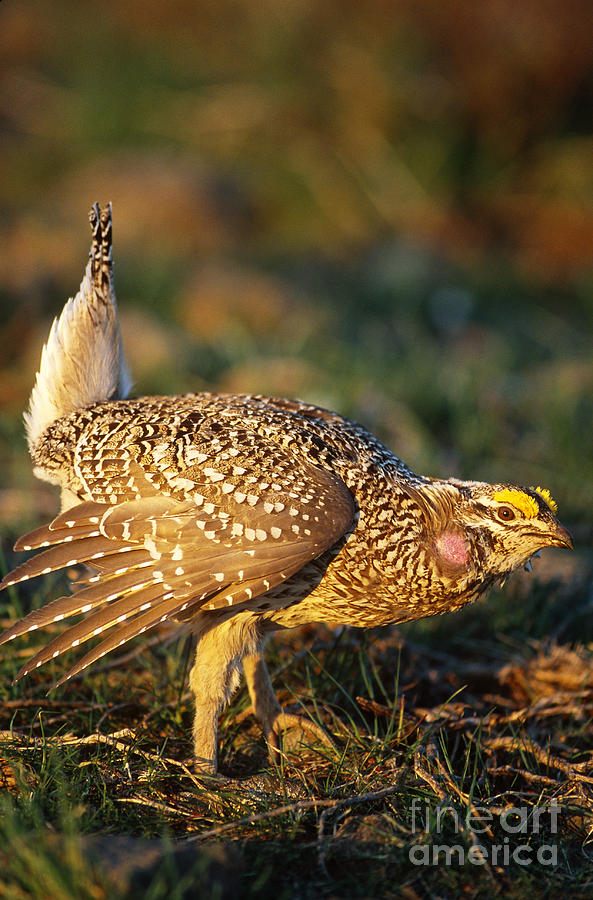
[
  {"x1": 1, "y1": 2, "x2": 592, "y2": 895},
  {"x1": 1, "y1": 553, "x2": 592, "y2": 898}
]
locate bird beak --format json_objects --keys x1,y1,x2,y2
[{"x1": 548, "y1": 523, "x2": 573, "y2": 550}]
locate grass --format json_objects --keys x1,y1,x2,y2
[
  {"x1": 1, "y1": 244, "x2": 592, "y2": 899},
  {"x1": 1, "y1": 3, "x2": 593, "y2": 895},
  {"x1": 1, "y1": 551, "x2": 593, "y2": 898},
  {"x1": 1, "y1": 243, "x2": 591, "y2": 897}
]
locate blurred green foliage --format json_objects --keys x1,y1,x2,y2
[
  {"x1": 1, "y1": 0, "x2": 592, "y2": 534},
  {"x1": 0, "y1": 6, "x2": 592, "y2": 896}
]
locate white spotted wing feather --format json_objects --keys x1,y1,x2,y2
[{"x1": 0, "y1": 453, "x2": 354, "y2": 685}]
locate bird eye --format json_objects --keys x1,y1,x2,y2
[{"x1": 497, "y1": 505, "x2": 516, "y2": 522}]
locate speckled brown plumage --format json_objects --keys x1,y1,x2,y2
[{"x1": 0, "y1": 204, "x2": 572, "y2": 773}]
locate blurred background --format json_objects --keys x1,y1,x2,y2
[{"x1": 0, "y1": 0, "x2": 592, "y2": 543}]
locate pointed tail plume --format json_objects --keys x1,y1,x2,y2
[{"x1": 24, "y1": 203, "x2": 132, "y2": 454}]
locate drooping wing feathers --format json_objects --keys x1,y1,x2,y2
[
  {"x1": 51, "y1": 592, "x2": 209, "y2": 688},
  {"x1": 13, "y1": 502, "x2": 112, "y2": 551},
  {"x1": 0, "y1": 570, "x2": 158, "y2": 646},
  {"x1": 15, "y1": 581, "x2": 168, "y2": 680},
  {"x1": 49, "y1": 501, "x2": 107, "y2": 532},
  {"x1": 1, "y1": 537, "x2": 131, "y2": 588},
  {"x1": 0, "y1": 466, "x2": 355, "y2": 686},
  {"x1": 84, "y1": 549, "x2": 152, "y2": 577}
]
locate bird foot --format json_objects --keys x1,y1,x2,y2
[{"x1": 265, "y1": 711, "x2": 334, "y2": 762}]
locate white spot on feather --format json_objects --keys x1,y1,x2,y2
[
  {"x1": 174, "y1": 477, "x2": 196, "y2": 491},
  {"x1": 187, "y1": 449, "x2": 208, "y2": 463},
  {"x1": 144, "y1": 537, "x2": 161, "y2": 559}
]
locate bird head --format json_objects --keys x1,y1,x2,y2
[
  {"x1": 442, "y1": 480, "x2": 573, "y2": 576},
  {"x1": 402, "y1": 477, "x2": 572, "y2": 587}
]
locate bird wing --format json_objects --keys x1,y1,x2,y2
[{"x1": 0, "y1": 445, "x2": 355, "y2": 684}]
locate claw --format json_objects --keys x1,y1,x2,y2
[{"x1": 266, "y1": 711, "x2": 334, "y2": 764}]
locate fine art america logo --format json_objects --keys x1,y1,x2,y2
[{"x1": 409, "y1": 799, "x2": 559, "y2": 867}]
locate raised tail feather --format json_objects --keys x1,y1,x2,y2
[{"x1": 24, "y1": 203, "x2": 131, "y2": 455}]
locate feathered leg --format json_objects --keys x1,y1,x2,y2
[
  {"x1": 242, "y1": 649, "x2": 282, "y2": 752},
  {"x1": 243, "y1": 645, "x2": 334, "y2": 763},
  {"x1": 189, "y1": 615, "x2": 332, "y2": 773},
  {"x1": 189, "y1": 613, "x2": 262, "y2": 773}
]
